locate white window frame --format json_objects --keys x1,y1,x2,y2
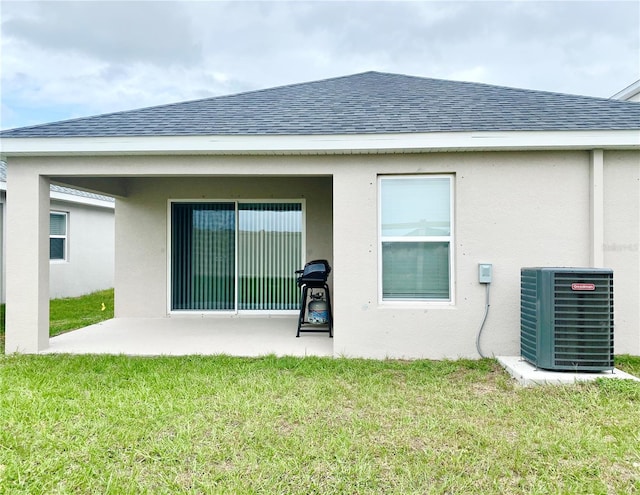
[
  {"x1": 167, "y1": 199, "x2": 306, "y2": 315},
  {"x1": 49, "y1": 210, "x2": 69, "y2": 263},
  {"x1": 378, "y1": 174, "x2": 454, "y2": 304}
]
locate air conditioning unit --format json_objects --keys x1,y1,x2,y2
[{"x1": 520, "y1": 267, "x2": 614, "y2": 372}]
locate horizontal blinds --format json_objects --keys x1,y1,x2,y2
[
  {"x1": 50, "y1": 213, "x2": 66, "y2": 235},
  {"x1": 238, "y1": 203, "x2": 302, "y2": 310},
  {"x1": 382, "y1": 242, "x2": 450, "y2": 299}
]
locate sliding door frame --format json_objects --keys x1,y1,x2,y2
[{"x1": 167, "y1": 198, "x2": 306, "y2": 315}]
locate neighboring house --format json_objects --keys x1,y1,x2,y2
[
  {"x1": 612, "y1": 80, "x2": 640, "y2": 102},
  {"x1": 0, "y1": 161, "x2": 114, "y2": 303},
  {"x1": 0, "y1": 71, "x2": 639, "y2": 358}
]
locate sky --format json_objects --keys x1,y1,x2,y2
[{"x1": 1, "y1": 0, "x2": 639, "y2": 131}]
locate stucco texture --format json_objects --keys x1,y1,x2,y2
[
  {"x1": 4, "y1": 150, "x2": 639, "y2": 358},
  {"x1": 107, "y1": 151, "x2": 638, "y2": 359}
]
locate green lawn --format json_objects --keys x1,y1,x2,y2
[
  {"x1": 0, "y1": 353, "x2": 638, "y2": 494},
  {"x1": 0, "y1": 289, "x2": 114, "y2": 353},
  {"x1": 0, "y1": 291, "x2": 639, "y2": 493}
]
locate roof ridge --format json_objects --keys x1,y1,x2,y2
[{"x1": 364, "y1": 71, "x2": 633, "y2": 103}]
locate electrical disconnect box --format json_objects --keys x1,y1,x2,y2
[{"x1": 478, "y1": 264, "x2": 493, "y2": 284}]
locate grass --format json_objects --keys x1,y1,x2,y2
[
  {"x1": 0, "y1": 288, "x2": 114, "y2": 353},
  {"x1": 0, "y1": 290, "x2": 639, "y2": 493},
  {"x1": 0, "y1": 354, "x2": 638, "y2": 494},
  {"x1": 48, "y1": 288, "x2": 114, "y2": 335}
]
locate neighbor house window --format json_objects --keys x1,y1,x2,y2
[
  {"x1": 170, "y1": 201, "x2": 304, "y2": 312},
  {"x1": 50, "y1": 211, "x2": 68, "y2": 261},
  {"x1": 379, "y1": 175, "x2": 453, "y2": 301}
]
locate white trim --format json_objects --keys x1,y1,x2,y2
[
  {"x1": 50, "y1": 189, "x2": 115, "y2": 209},
  {"x1": 1, "y1": 130, "x2": 639, "y2": 157},
  {"x1": 166, "y1": 199, "x2": 306, "y2": 315},
  {"x1": 49, "y1": 210, "x2": 69, "y2": 263},
  {"x1": 377, "y1": 174, "x2": 455, "y2": 305}
]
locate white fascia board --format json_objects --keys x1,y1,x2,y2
[
  {"x1": 49, "y1": 190, "x2": 115, "y2": 209},
  {"x1": 1, "y1": 130, "x2": 639, "y2": 156}
]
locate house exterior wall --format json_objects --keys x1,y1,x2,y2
[
  {"x1": 0, "y1": 197, "x2": 4, "y2": 304},
  {"x1": 4, "y1": 150, "x2": 639, "y2": 357},
  {"x1": 0, "y1": 188, "x2": 114, "y2": 304},
  {"x1": 105, "y1": 150, "x2": 639, "y2": 359},
  {"x1": 4, "y1": 162, "x2": 50, "y2": 352},
  {"x1": 333, "y1": 151, "x2": 594, "y2": 358},
  {"x1": 49, "y1": 199, "x2": 114, "y2": 299},
  {"x1": 603, "y1": 151, "x2": 640, "y2": 355},
  {"x1": 115, "y1": 174, "x2": 333, "y2": 317}
]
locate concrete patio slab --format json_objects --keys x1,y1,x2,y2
[
  {"x1": 42, "y1": 316, "x2": 334, "y2": 357},
  {"x1": 497, "y1": 355, "x2": 640, "y2": 387}
]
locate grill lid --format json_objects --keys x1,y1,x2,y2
[{"x1": 296, "y1": 259, "x2": 331, "y2": 286}]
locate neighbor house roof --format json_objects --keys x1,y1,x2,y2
[
  {"x1": 0, "y1": 161, "x2": 114, "y2": 205},
  {"x1": 611, "y1": 79, "x2": 640, "y2": 102},
  {"x1": 2, "y1": 71, "x2": 639, "y2": 139}
]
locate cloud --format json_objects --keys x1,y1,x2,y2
[
  {"x1": 1, "y1": 0, "x2": 638, "y2": 129},
  {"x1": 2, "y1": 0, "x2": 202, "y2": 66}
]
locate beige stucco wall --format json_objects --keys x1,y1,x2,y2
[
  {"x1": 603, "y1": 151, "x2": 640, "y2": 355},
  {"x1": 107, "y1": 151, "x2": 638, "y2": 359},
  {"x1": 115, "y1": 174, "x2": 333, "y2": 317},
  {"x1": 5, "y1": 160, "x2": 50, "y2": 352},
  {"x1": 4, "y1": 150, "x2": 639, "y2": 357},
  {"x1": 333, "y1": 152, "x2": 594, "y2": 358}
]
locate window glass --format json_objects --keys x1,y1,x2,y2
[
  {"x1": 380, "y1": 176, "x2": 452, "y2": 301},
  {"x1": 171, "y1": 203, "x2": 236, "y2": 311},
  {"x1": 171, "y1": 202, "x2": 303, "y2": 312},
  {"x1": 50, "y1": 238, "x2": 65, "y2": 260},
  {"x1": 238, "y1": 203, "x2": 302, "y2": 310},
  {"x1": 381, "y1": 177, "x2": 450, "y2": 237},
  {"x1": 50, "y1": 212, "x2": 67, "y2": 261},
  {"x1": 382, "y1": 242, "x2": 450, "y2": 299},
  {"x1": 50, "y1": 213, "x2": 67, "y2": 236}
]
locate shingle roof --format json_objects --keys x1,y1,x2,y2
[{"x1": 1, "y1": 71, "x2": 639, "y2": 138}]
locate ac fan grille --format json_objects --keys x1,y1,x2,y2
[
  {"x1": 552, "y1": 272, "x2": 613, "y2": 369},
  {"x1": 519, "y1": 271, "x2": 538, "y2": 364}
]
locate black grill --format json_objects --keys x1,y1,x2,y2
[
  {"x1": 296, "y1": 260, "x2": 331, "y2": 288},
  {"x1": 296, "y1": 259, "x2": 333, "y2": 338}
]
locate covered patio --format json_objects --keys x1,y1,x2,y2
[{"x1": 42, "y1": 317, "x2": 334, "y2": 357}]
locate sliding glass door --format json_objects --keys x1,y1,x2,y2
[
  {"x1": 171, "y1": 201, "x2": 303, "y2": 312},
  {"x1": 238, "y1": 203, "x2": 303, "y2": 310}
]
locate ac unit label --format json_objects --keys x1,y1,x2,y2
[{"x1": 571, "y1": 283, "x2": 596, "y2": 291}]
